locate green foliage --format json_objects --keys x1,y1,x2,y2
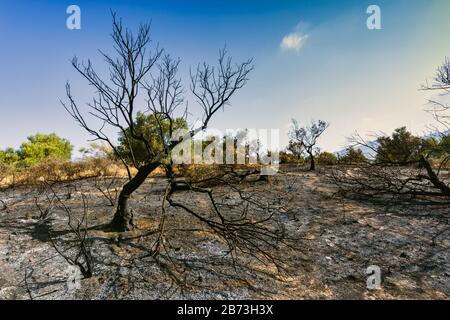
[
  {"x1": 0, "y1": 147, "x2": 20, "y2": 165},
  {"x1": 0, "y1": 133, "x2": 72, "y2": 168},
  {"x1": 317, "y1": 152, "x2": 338, "y2": 165},
  {"x1": 287, "y1": 140, "x2": 303, "y2": 158},
  {"x1": 375, "y1": 127, "x2": 435, "y2": 163},
  {"x1": 279, "y1": 151, "x2": 296, "y2": 164},
  {"x1": 440, "y1": 134, "x2": 450, "y2": 149},
  {"x1": 434, "y1": 133, "x2": 450, "y2": 156},
  {"x1": 17, "y1": 133, "x2": 73, "y2": 167},
  {"x1": 279, "y1": 151, "x2": 306, "y2": 164},
  {"x1": 339, "y1": 147, "x2": 368, "y2": 165},
  {"x1": 117, "y1": 112, "x2": 187, "y2": 166}
]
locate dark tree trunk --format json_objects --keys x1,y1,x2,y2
[
  {"x1": 110, "y1": 162, "x2": 160, "y2": 231},
  {"x1": 308, "y1": 152, "x2": 315, "y2": 171},
  {"x1": 420, "y1": 156, "x2": 450, "y2": 197}
]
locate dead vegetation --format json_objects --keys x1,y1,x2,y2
[
  {"x1": 329, "y1": 165, "x2": 450, "y2": 202},
  {"x1": 0, "y1": 158, "x2": 124, "y2": 188},
  {"x1": 0, "y1": 18, "x2": 448, "y2": 302},
  {"x1": 0, "y1": 165, "x2": 448, "y2": 300}
]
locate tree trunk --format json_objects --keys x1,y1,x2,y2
[
  {"x1": 420, "y1": 156, "x2": 450, "y2": 197},
  {"x1": 110, "y1": 162, "x2": 160, "y2": 231},
  {"x1": 308, "y1": 152, "x2": 315, "y2": 171}
]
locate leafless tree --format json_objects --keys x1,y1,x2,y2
[
  {"x1": 422, "y1": 57, "x2": 450, "y2": 131},
  {"x1": 288, "y1": 119, "x2": 329, "y2": 171},
  {"x1": 62, "y1": 13, "x2": 253, "y2": 231}
]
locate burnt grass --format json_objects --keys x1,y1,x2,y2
[{"x1": 0, "y1": 166, "x2": 448, "y2": 299}]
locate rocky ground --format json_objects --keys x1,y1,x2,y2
[{"x1": 0, "y1": 168, "x2": 449, "y2": 300}]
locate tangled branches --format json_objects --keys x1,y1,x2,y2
[
  {"x1": 145, "y1": 170, "x2": 291, "y2": 273},
  {"x1": 329, "y1": 163, "x2": 450, "y2": 203},
  {"x1": 43, "y1": 183, "x2": 93, "y2": 278}
]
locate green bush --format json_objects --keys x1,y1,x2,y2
[
  {"x1": 375, "y1": 127, "x2": 436, "y2": 163},
  {"x1": 433, "y1": 133, "x2": 450, "y2": 156},
  {"x1": 339, "y1": 147, "x2": 368, "y2": 165},
  {"x1": 317, "y1": 152, "x2": 338, "y2": 165},
  {"x1": 117, "y1": 112, "x2": 187, "y2": 166},
  {"x1": 279, "y1": 151, "x2": 304, "y2": 164},
  {"x1": 0, "y1": 133, "x2": 73, "y2": 168},
  {"x1": 17, "y1": 133, "x2": 73, "y2": 167},
  {"x1": 0, "y1": 147, "x2": 20, "y2": 165}
]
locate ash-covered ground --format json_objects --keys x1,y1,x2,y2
[{"x1": 0, "y1": 169, "x2": 448, "y2": 299}]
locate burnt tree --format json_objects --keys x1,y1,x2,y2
[
  {"x1": 288, "y1": 119, "x2": 329, "y2": 171},
  {"x1": 62, "y1": 14, "x2": 253, "y2": 231},
  {"x1": 423, "y1": 57, "x2": 450, "y2": 130}
]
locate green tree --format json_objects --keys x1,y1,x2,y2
[
  {"x1": 279, "y1": 151, "x2": 301, "y2": 164},
  {"x1": 117, "y1": 112, "x2": 188, "y2": 167},
  {"x1": 339, "y1": 147, "x2": 368, "y2": 165},
  {"x1": 288, "y1": 119, "x2": 329, "y2": 171},
  {"x1": 436, "y1": 133, "x2": 450, "y2": 155},
  {"x1": 317, "y1": 152, "x2": 337, "y2": 165},
  {"x1": 0, "y1": 147, "x2": 20, "y2": 165},
  {"x1": 287, "y1": 140, "x2": 303, "y2": 163},
  {"x1": 18, "y1": 133, "x2": 73, "y2": 167},
  {"x1": 375, "y1": 127, "x2": 435, "y2": 163}
]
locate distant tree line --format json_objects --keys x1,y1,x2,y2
[
  {"x1": 2, "y1": 126, "x2": 448, "y2": 172},
  {"x1": 281, "y1": 124, "x2": 449, "y2": 169}
]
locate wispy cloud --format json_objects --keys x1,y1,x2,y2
[{"x1": 280, "y1": 22, "x2": 309, "y2": 52}]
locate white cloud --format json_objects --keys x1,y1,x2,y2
[
  {"x1": 280, "y1": 33, "x2": 308, "y2": 52},
  {"x1": 280, "y1": 21, "x2": 309, "y2": 52}
]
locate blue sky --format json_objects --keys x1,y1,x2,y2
[{"x1": 0, "y1": 0, "x2": 449, "y2": 156}]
